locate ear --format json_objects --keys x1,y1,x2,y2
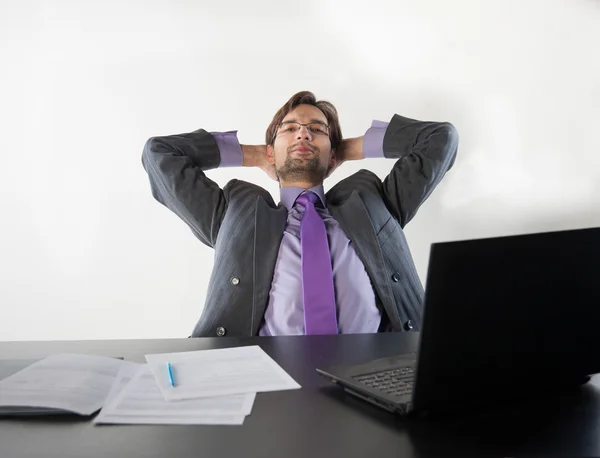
[
  {"x1": 266, "y1": 145, "x2": 275, "y2": 166},
  {"x1": 329, "y1": 148, "x2": 337, "y2": 168}
]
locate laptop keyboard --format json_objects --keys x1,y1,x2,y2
[{"x1": 353, "y1": 367, "x2": 415, "y2": 397}]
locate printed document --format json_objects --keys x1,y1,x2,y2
[
  {"x1": 0, "y1": 353, "x2": 124, "y2": 415},
  {"x1": 145, "y1": 345, "x2": 301, "y2": 401},
  {"x1": 95, "y1": 363, "x2": 251, "y2": 425}
]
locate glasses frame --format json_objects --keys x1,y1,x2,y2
[{"x1": 275, "y1": 121, "x2": 330, "y2": 139}]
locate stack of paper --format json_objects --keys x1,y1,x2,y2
[
  {"x1": 94, "y1": 362, "x2": 255, "y2": 425},
  {"x1": 94, "y1": 345, "x2": 301, "y2": 426},
  {"x1": 0, "y1": 346, "x2": 301, "y2": 426}
]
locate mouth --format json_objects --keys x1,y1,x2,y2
[{"x1": 292, "y1": 147, "x2": 313, "y2": 154}]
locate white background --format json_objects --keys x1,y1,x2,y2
[{"x1": 1, "y1": 0, "x2": 599, "y2": 341}]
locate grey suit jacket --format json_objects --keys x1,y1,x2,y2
[{"x1": 142, "y1": 114, "x2": 458, "y2": 338}]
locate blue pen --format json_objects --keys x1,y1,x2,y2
[{"x1": 166, "y1": 362, "x2": 176, "y2": 387}]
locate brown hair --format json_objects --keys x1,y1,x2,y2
[{"x1": 265, "y1": 91, "x2": 342, "y2": 151}]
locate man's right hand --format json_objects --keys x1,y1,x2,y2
[{"x1": 242, "y1": 144, "x2": 279, "y2": 182}]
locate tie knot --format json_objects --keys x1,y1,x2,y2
[{"x1": 295, "y1": 192, "x2": 320, "y2": 209}]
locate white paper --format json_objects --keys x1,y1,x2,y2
[
  {"x1": 0, "y1": 359, "x2": 67, "y2": 415},
  {"x1": 101, "y1": 361, "x2": 143, "y2": 407},
  {"x1": 95, "y1": 364, "x2": 254, "y2": 425},
  {"x1": 145, "y1": 345, "x2": 301, "y2": 401},
  {"x1": 0, "y1": 353, "x2": 124, "y2": 415}
]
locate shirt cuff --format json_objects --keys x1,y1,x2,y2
[
  {"x1": 210, "y1": 131, "x2": 243, "y2": 167},
  {"x1": 362, "y1": 120, "x2": 389, "y2": 159}
]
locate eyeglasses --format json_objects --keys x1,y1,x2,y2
[{"x1": 276, "y1": 121, "x2": 330, "y2": 137}]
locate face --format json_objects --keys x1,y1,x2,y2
[{"x1": 267, "y1": 104, "x2": 336, "y2": 185}]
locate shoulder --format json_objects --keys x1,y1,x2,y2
[
  {"x1": 223, "y1": 179, "x2": 277, "y2": 207},
  {"x1": 326, "y1": 169, "x2": 383, "y2": 203}
]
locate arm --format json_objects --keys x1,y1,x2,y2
[
  {"x1": 142, "y1": 129, "x2": 277, "y2": 248},
  {"x1": 141, "y1": 129, "x2": 229, "y2": 248},
  {"x1": 336, "y1": 115, "x2": 459, "y2": 227},
  {"x1": 381, "y1": 115, "x2": 458, "y2": 227}
]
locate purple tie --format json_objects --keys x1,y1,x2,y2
[{"x1": 295, "y1": 192, "x2": 338, "y2": 335}]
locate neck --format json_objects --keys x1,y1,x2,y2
[{"x1": 279, "y1": 180, "x2": 323, "y2": 189}]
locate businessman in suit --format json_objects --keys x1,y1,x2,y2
[{"x1": 142, "y1": 91, "x2": 458, "y2": 338}]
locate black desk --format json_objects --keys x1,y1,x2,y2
[{"x1": 1, "y1": 333, "x2": 599, "y2": 458}]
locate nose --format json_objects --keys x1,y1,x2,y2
[{"x1": 296, "y1": 125, "x2": 313, "y2": 141}]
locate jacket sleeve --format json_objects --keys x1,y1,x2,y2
[
  {"x1": 141, "y1": 129, "x2": 228, "y2": 248},
  {"x1": 381, "y1": 114, "x2": 459, "y2": 227}
]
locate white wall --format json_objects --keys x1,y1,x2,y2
[{"x1": 1, "y1": 0, "x2": 599, "y2": 341}]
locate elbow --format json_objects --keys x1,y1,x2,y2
[
  {"x1": 440, "y1": 122, "x2": 459, "y2": 148},
  {"x1": 141, "y1": 137, "x2": 157, "y2": 161},
  {"x1": 438, "y1": 122, "x2": 459, "y2": 167},
  {"x1": 141, "y1": 136, "x2": 162, "y2": 171}
]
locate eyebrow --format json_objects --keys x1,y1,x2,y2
[{"x1": 281, "y1": 119, "x2": 328, "y2": 125}]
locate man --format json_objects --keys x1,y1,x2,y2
[{"x1": 142, "y1": 91, "x2": 458, "y2": 338}]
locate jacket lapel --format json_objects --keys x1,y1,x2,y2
[
  {"x1": 328, "y1": 192, "x2": 402, "y2": 330},
  {"x1": 251, "y1": 197, "x2": 288, "y2": 335}
]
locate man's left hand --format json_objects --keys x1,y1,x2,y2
[{"x1": 327, "y1": 136, "x2": 364, "y2": 178}]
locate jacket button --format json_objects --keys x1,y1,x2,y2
[
  {"x1": 216, "y1": 326, "x2": 226, "y2": 337},
  {"x1": 404, "y1": 320, "x2": 414, "y2": 331},
  {"x1": 230, "y1": 277, "x2": 240, "y2": 286},
  {"x1": 391, "y1": 272, "x2": 401, "y2": 282}
]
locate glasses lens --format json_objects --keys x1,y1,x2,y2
[
  {"x1": 308, "y1": 123, "x2": 328, "y2": 134},
  {"x1": 279, "y1": 122, "x2": 328, "y2": 135},
  {"x1": 279, "y1": 122, "x2": 297, "y2": 133}
]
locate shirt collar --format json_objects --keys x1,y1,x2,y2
[{"x1": 280, "y1": 185, "x2": 326, "y2": 210}]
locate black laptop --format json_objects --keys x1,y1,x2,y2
[{"x1": 317, "y1": 227, "x2": 600, "y2": 416}]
